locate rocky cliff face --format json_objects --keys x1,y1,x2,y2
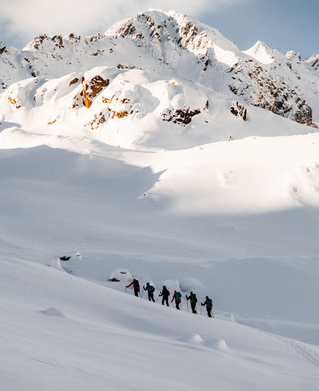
[
  {"x1": 227, "y1": 57, "x2": 317, "y2": 127},
  {"x1": 1, "y1": 9, "x2": 319, "y2": 128},
  {"x1": 81, "y1": 75, "x2": 110, "y2": 109},
  {"x1": 306, "y1": 54, "x2": 319, "y2": 74},
  {"x1": 0, "y1": 41, "x2": 7, "y2": 55}
]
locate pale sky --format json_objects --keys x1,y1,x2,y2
[{"x1": 0, "y1": 0, "x2": 318, "y2": 59}]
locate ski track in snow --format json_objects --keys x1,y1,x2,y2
[{"x1": 259, "y1": 329, "x2": 319, "y2": 367}]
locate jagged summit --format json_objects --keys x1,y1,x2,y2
[
  {"x1": 106, "y1": 9, "x2": 236, "y2": 45},
  {"x1": 285, "y1": 50, "x2": 301, "y2": 61},
  {"x1": 306, "y1": 53, "x2": 319, "y2": 75},
  {"x1": 105, "y1": 8, "x2": 243, "y2": 69}
]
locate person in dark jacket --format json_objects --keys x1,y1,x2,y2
[
  {"x1": 159, "y1": 285, "x2": 170, "y2": 306},
  {"x1": 186, "y1": 291, "x2": 197, "y2": 314},
  {"x1": 126, "y1": 278, "x2": 140, "y2": 297},
  {"x1": 201, "y1": 296, "x2": 213, "y2": 317},
  {"x1": 143, "y1": 282, "x2": 155, "y2": 302},
  {"x1": 171, "y1": 290, "x2": 182, "y2": 310}
]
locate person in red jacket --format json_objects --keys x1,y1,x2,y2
[{"x1": 126, "y1": 278, "x2": 140, "y2": 297}]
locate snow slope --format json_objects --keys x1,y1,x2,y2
[
  {"x1": 0, "y1": 8, "x2": 319, "y2": 391},
  {"x1": 2, "y1": 255, "x2": 319, "y2": 391},
  {"x1": 0, "y1": 65, "x2": 316, "y2": 150},
  {"x1": 1, "y1": 120, "x2": 319, "y2": 389}
]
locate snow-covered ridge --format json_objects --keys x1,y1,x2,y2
[
  {"x1": 1, "y1": 65, "x2": 314, "y2": 150},
  {"x1": 306, "y1": 53, "x2": 319, "y2": 75},
  {"x1": 244, "y1": 40, "x2": 277, "y2": 64},
  {"x1": 106, "y1": 9, "x2": 242, "y2": 59}
]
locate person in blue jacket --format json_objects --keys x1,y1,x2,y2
[{"x1": 143, "y1": 282, "x2": 156, "y2": 302}]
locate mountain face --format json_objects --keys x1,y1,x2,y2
[{"x1": 1, "y1": 8, "x2": 319, "y2": 147}]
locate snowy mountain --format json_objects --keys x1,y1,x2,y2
[
  {"x1": 1, "y1": 8, "x2": 319, "y2": 132},
  {"x1": 1, "y1": 9, "x2": 319, "y2": 391}
]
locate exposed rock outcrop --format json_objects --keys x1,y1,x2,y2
[
  {"x1": 306, "y1": 54, "x2": 319, "y2": 72},
  {"x1": 85, "y1": 93, "x2": 138, "y2": 130},
  {"x1": 230, "y1": 101, "x2": 247, "y2": 120},
  {"x1": 8, "y1": 94, "x2": 20, "y2": 109},
  {"x1": 161, "y1": 107, "x2": 201, "y2": 125},
  {"x1": 0, "y1": 41, "x2": 8, "y2": 55},
  {"x1": 161, "y1": 100, "x2": 208, "y2": 126},
  {"x1": 292, "y1": 100, "x2": 318, "y2": 128},
  {"x1": 25, "y1": 34, "x2": 64, "y2": 51},
  {"x1": 69, "y1": 78, "x2": 79, "y2": 87},
  {"x1": 81, "y1": 75, "x2": 110, "y2": 109},
  {"x1": 227, "y1": 58, "x2": 315, "y2": 125}
]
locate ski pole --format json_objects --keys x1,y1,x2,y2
[
  {"x1": 186, "y1": 299, "x2": 189, "y2": 312},
  {"x1": 200, "y1": 305, "x2": 202, "y2": 315}
]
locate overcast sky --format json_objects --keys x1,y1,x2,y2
[{"x1": 0, "y1": 0, "x2": 318, "y2": 59}]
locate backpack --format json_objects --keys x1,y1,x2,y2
[
  {"x1": 149, "y1": 285, "x2": 155, "y2": 293},
  {"x1": 206, "y1": 298, "x2": 213, "y2": 309},
  {"x1": 191, "y1": 294, "x2": 197, "y2": 304},
  {"x1": 175, "y1": 292, "x2": 182, "y2": 302},
  {"x1": 133, "y1": 279, "x2": 139, "y2": 288}
]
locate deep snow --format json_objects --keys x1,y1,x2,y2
[{"x1": 1, "y1": 123, "x2": 319, "y2": 390}]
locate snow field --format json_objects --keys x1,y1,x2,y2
[
  {"x1": 1, "y1": 123, "x2": 319, "y2": 390},
  {"x1": 1, "y1": 256, "x2": 319, "y2": 391}
]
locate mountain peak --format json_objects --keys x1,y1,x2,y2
[
  {"x1": 105, "y1": 8, "x2": 241, "y2": 66},
  {"x1": 285, "y1": 50, "x2": 301, "y2": 62},
  {"x1": 244, "y1": 40, "x2": 277, "y2": 64}
]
